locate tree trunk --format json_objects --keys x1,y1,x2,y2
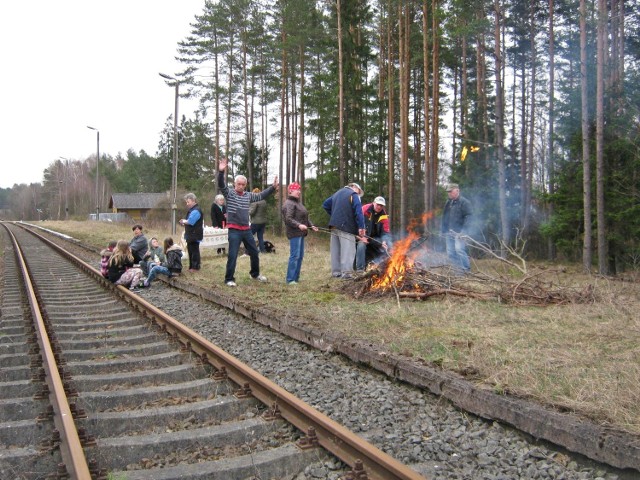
[
  {"x1": 279, "y1": 29, "x2": 287, "y2": 209},
  {"x1": 225, "y1": 34, "x2": 235, "y2": 167},
  {"x1": 399, "y1": 2, "x2": 409, "y2": 232},
  {"x1": 494, "y1": 0, "x2": 509, "y2": 252},
  {"x1": 241, "y1": 28, "x2": 252, "y2": 188},
  {"x1": 547, "y1": 0, "x2": 556, "y2": 260},
  {"x1": 430, "y1": 0, "x2": 440, "y2": 213},
  {"x1": 337, "y1": 0, "x2": 346, "y2": 187},
  {"x1": 595, "y1": 0, "x2": 608, "y2": 274},
  {"x1": 524, "y1": 3, "x2": 537, "y2": 235},
  {"x1": 580, "y1": 0, "x2": 592, "y2": 272},
  {"x1": 386, "y1": 2, "x2": 395, "y2": 224},
  {"x1": 422, "y1": 0, "x2": 430, "y2": 226},
  {"x1": 297, "y1": 44, "x2": 306, "y2": 185},
  {"x1": 214, "y1": 28, "x2": 221, "y2": 169}
]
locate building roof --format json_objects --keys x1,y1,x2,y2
[{"x1": 109, "y1": 193, "x2": 168, "y2": 210}]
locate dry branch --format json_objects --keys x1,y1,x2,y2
[{"x1": 353, "y1": 263, "x2": 597, "y2": 306}]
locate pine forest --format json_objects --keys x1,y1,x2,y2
[{"x1": 1, "y1": 0, "x2": 639, "y2": 275}]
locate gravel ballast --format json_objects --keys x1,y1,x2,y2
[{"x1": 137, "y1": 282, "x2": 632, "y2": 480}]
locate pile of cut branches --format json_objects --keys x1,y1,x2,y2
[{"x1": 353, "y1": 263, "x2": 597, "y2": 306}]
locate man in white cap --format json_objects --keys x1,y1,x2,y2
[
  {"x1": 322, "y1": 183, "x2": 366, "y2": 278},
  {"x1": 441, "y1": 183, "x2": 472, "y2": 272},
  {"x1": 356, "y1": 196, "x2": 391, "y2": 271}
]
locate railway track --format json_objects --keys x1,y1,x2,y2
[{"x1": 0, "y1": 222, "x2": 425, "y2": 480}]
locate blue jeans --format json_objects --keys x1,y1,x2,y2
[
  {"x1": 286, "y1": 236, "x2": 305, "y2": 283},
  {"x1": 251, "y1": 223, "x2": 266, "y2": 252},
  {"x1": 445, "y1": 233, "x2": 470, "y2": 271},
  {"x1": 147, "y1": 264, "x2": 171, "y2": 284},
  {"x1": 226, "y1": 228, "x2": 260, "y2": 282}
]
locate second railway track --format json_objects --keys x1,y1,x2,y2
[{"x1": 1, "y1": 223, "x2": 423, "y2": 480}]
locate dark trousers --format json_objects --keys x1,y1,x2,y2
[
  {"x1": 186, "y1": 241, "x2": 201, "y2": 270},
  {"x1": 251, "y1": 223, "x2": 266, "y2": 252},
  {"x1": 225, "y1": 228, "x2": 260, "y2": 282}
]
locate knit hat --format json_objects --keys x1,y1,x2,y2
[{"x1": 289, "y1": 182, "x2": 301, "y2": 191}]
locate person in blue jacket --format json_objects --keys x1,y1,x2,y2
[
  {"x1": 179, "y1": 193, "x2": 203, "y2": 272},
  {"x1": 322, "y1": 183, "x2": 366, "y2": 279}
]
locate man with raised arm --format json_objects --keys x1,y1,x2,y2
[{"x1": 217, "y1": 158, "x2": 279, "y2": 287}]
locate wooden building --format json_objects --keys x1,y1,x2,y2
[{"x1": 108, "y1": 193, "x2": 168, "y2": 221}]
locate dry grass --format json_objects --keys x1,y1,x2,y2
[{"x1": 37, "y1": 220, "x2": 640, "y2": 435}]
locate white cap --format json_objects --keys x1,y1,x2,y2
[
  {"x1": 348, "y1": 183, "x2": 364, "y2": 196},
  {"x1": 373, "y1": 196, "x2": 386, "y2": 206}
]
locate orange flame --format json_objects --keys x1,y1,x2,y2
[{"x1": 369, "y1": 212, "x2": 435, "y2": 291}]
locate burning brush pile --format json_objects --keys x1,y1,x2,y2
[{"x1": 352, "y1": 232, "x2": 596, "y2": 306}]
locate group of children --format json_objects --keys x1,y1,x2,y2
[{"x1": 100, "y1": 236, "x2": 183, "y2": 291}]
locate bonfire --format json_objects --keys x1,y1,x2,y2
[{"x1": 353, "y1": 215, "x2": 596, "y2": 307}]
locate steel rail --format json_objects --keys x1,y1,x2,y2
[
  {"x1": 2, "y1": 223, "x2": 92, "y2": 480},
  {"x1": 18, "y1": 223, "x2": 426, "y2": 480}
]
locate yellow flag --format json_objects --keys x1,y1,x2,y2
[
  {"x1": 470, "y1": 146, "x2": 480, "y2": 152},
  {"x1": 461, "y1": 146, "x2": 468, "y2": 161}
]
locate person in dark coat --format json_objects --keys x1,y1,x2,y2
[
  {"x1": 441, "y1": 183, "x2": 473, "y2": 272},
  {"x1": 322, "y1": 183, "x2": 366, "y2": 278},
  {"x1": 129, "y1": 224, "x2": 148, "y2": 264},
  {"x1": 249, "y1": 189, "x2": 268, "y2": 253},
  {"x1": 282, "y1": 182, "x2": 318, "y2": 285},
  {"x1": 210, "y1": 194, "x2": 227, "y2": 255},
  {"x1": 179, "y1": 193, "x2": 203, "y2": 271},
  {"x1": 211, "y1": 194, "x2": 227, "y2": 228},
  {"x1": 355, "y1": 196, "x2": 391, "y2": 271}
]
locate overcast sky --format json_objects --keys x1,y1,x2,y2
[{"x1": 0, "y1": 1, "x2": 205, "y2": 188}]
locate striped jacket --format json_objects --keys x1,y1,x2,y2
[{"x1": 218, "y1": 171, "x2": 275, "y2": 228}]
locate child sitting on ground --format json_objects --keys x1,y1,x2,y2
[
  {"x1": 140, "y1": 237, "x2": 165, "y2": 275},
  {"x1": 100, "y1": 241, "x2": 117, "y2": 278},
  {"x1": 108, "y1": 240, "x2": 144, "y2": 291},
  {"x1": 143, "y1": 237, "x2": 183, "y2": 287}
]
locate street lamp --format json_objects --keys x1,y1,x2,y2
[
  {"x1": 59, "y1": 157, "x2": 69, "y2": 220},
  {"x1": 87, "y1": 126, "x2": 100, "y2": 219},
  {"x1": 159, "y1": 72, "x2": 179, "y2": 235}
]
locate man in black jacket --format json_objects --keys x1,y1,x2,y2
[
  {"x1": 441, "y1": 183, "x2": 472, "y2": 272},
  {"x1": 179, "y1": 193, "x2": 204, "y2": 271}
]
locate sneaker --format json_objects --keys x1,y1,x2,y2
[
  {"x1": 287, "y1": 281, "x2": 298, "y2": 285},
  {"x1": 143, "y1": 280, "x2": 150, "y2": 288},
  {"x1": 226, "y1": 281, "x2": 237, "y2": 287},
  {"x1": 252, "y1": 274, "x2": 268, "y2": 282}
]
